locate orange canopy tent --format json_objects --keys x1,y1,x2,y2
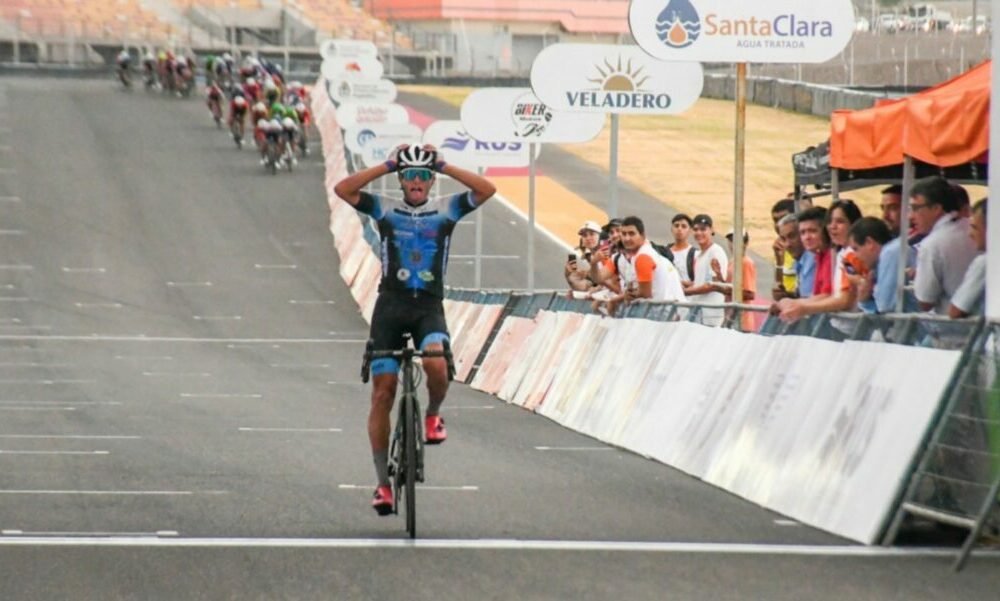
[{"x1": 830, "y1": 60, "x2": 990, "y2": 170}]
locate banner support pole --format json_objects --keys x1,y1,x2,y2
[
  {"x1": 475, "y1": 166, "x2": 484, "y2": 288},
  {"x1": 528, "y1": 143, "x2": 537, "y2": 293},
  {"x1": 732, "y1": 62, "x2": 747, "y2": 328},
  {"x1": 609, "y1": 113, "x2": 620, "y2": 220}
]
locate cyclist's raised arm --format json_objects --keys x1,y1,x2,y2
[
  {"x1": 438, "y1": 162, "x2": 496, "y2": 206},
  {"x1": 333, "y1": 162, "x2": 395, "y2": 207}
]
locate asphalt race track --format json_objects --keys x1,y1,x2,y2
[{"x1": 0, "y1": 77, "x2": 997, "y2": 600}]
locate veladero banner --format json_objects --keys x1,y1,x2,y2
[
  {"x1": 335, "y1": 102, "x2": 409, "y2": 128},
  {"x1": 629, "y1": 0, "x2": 855, "y2": 63},
  {"x1": 460, "y1": 88, "x2": 605, "y2": 144},
  {"x1": 344, "y1": 123, "x2": 423, "y2": 168},
  {"x1": 321, "y1": 56, "x2": 384, "y2": 81},
  {"x1": 422, "y1": 120, "x2": 537, "y2": 170},
  {"x1": 329, "y1": 77, "x2": 397, "y2": 105},
  {"x1": 320, "y1": 39, "x2": 378, "y2": 61},
  {"x1": 530, "y1": 44, "x2": 703, "y2": 114}
]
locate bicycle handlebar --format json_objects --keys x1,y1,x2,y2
[{"x1": 361, "y1": 339, "x2": 456, "y2": 384}]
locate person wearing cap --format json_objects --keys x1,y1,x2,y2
[
  {"x1": 709, "y1": 230, "x2": 757, "y2": 331},
  {"x1": 683, "y1": 214, "x2": 728, "y2": 327},
  {"x1": 565, "y1": 220, "x2": 603, "y2": 293}
]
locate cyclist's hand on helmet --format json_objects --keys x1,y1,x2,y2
[{"x1": 421, "y1": 144, "x2": 447, "y2": 172}]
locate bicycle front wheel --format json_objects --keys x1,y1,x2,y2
[{"x1": 403, "y1": 391, "x2": 418, "y2": 538}]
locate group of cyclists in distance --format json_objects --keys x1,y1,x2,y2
[{"x1": 115, "y1": 48, "x2": 312, "y2": 174}]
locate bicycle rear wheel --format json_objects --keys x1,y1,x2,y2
[{"x1": 403, "y1": 390, "x2": 418, "y2": 538}]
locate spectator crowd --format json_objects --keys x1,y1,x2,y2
[{"x1": 563, "y1": 176, "x2": 988, "y2": 329}]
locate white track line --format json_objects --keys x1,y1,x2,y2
[
  {"x1": 0, "y1": 265, "x2": 32, "y2": 271},
  {"x1": 338, "y1": 484, "x2": 478, "y2": 491},
  {"x1": 288, "y1": 300, "x2": 335, "y2": 305},
  {"x1": 2, "y1": 530, "x2": 177, "y2": 537},
  {"x1": 166, "y1": 281, "x2": 213, "y2": 287},
  {"x1": 62, "y1": 267, "x2": 106, "y2": 274},
  {"x1": 143, "y1": 372, "x2": 211, "y2": 377},
  {"x1": 238, "y1": 427, "x2": 341, "y2": 433},
  {"x1": 0, "y1": 435, "x2": 139, "y2": 440},
  {"x1": 0, "y1": 336, "x2": 363, "y2": 344},
  {"x1": 115, "y1": 355, "x2": 174, "y2": 361},
  {"x1": 0, "y1": 401, "x2": 120, "y2": 406},
  {"x1": 193, "y1": 315, "x2": 242, "y2": 321},
  {"x1": 0, "y1": 406, "x2": 76, "y2": 412},
  {"x1": 0, "y1": 450, "x2": 107, "y2": 455},
  {"x1": 0, "y1": 230, "x2": 23, "y2": 236},
  {"x1": 0, "y1": 196, "x2": 21, "y2": 203},
  {"x1": 253, "y1": 264, "x2": 297, "y2": 270},
  {"x1": 534, "y1": 446, "x2": 614, "y2": 452},
  {"x1": 0, "y1": 490, "x2": 226, "y2": 496},
  {"x1": 0, "y1": 537, "x2": 991, "y2": 556},
  {"x1": 0, "y1": 379, "x2": 93, "y2": 384},
  {"x1": 75, "y1": 302, "x2": 122, "y2": 309},
  {"x1": 180, "y1": 393, "x2": 261, "y2": 399}
]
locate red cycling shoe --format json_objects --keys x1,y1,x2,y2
[
  {"x1": 372, "y1": 485, "x2": 394, "y2": 516},
  {"x1": 425, "y1": 415, "x2": 447, "y2": 445}
]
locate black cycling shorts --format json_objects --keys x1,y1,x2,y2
[{"x1": 369, "y1": 292, "x2": 449, "y2": 376}]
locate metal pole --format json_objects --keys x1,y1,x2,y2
[
  {"x1": 13, "y1": 15, "x2": 20, "y2": 65},
  {"x1": 987, "y1": 0, "x2": 1000, "y2": 320},
  {"x1": 904, "y1": 45, "x2": 909, "y2": 88},
  {"x1": 897, "y1": 156, "x2": 916, "y2": 313},
  {"x1": 732, "y1": 63, "x2": 747, "y2": 324},
  {"x1": 831, "y1": 168, "x2": 841, "y2": 201},
  {"x1": 849, "y1": 40, "x2": 855, "y2": 86},
  {"x1": 282, "y1": 2, "x2": 290, "y2": 75},
  {"x1": 973, "y1": 0, "x2": 979, "y2": 36},
  {"x1": 475, "y1": 166, "x2": 484, "y2": 288},
  {"x1": 609, "y1": 113, "x2": 620, "y2": 221},
  {"x1": 528, "y1": 143, "x2": 537, "y2": 293}
]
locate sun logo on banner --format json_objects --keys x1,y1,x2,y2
[
  {"x1": 656, "y1": 0, "x2": 701, "y2": 49},
  {"x1": 587, "y1": 56, "x2": 650, "y2": 91}
]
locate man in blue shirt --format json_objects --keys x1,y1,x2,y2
[{"x1": 848, "y1": 217, "x2": 917, "y2": 313}]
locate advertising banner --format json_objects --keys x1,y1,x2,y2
[
  {"x1": 335, "y1": 102, "x2": 409, "y2": 128},
  {"x1": 344, "y1": 123, "x2": 424, "y2": 168},
  {"x1": 460, "y1": 88, "x2": 605, "y2": 144},
  {"x1": 329, "y1": 77, "x2": 398, "y2": 105},
  {"x1": 531, "y1": 44, "x2": 703, "y2": 114},
  {"x1": 629, "y1": 0, "x2": 855, "y2": 63},
  {"x1": 321, "y1": 56, "x2": 384, "y2": 81},
  {"x1": 320, "y1": 39, "x2": 378, "y2": 61},
  {"x1": 422, "y1": 120, "x2": 536, "y2": 170}
]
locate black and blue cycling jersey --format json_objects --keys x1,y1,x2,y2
[{"x1": 355, "y1": 190, "x2": 479, "y2": 299}]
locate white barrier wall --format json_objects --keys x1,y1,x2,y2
[
  {"x1": 469, "y1": 307, "x2": 961, "y2": 544},
  {"x1": 313, "y1": 76, "x2": 381, "y2": 322}
]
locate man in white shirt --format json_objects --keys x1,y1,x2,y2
[
  {"x1": 600, "y1": 216, "x2": 686, "y2": 314},
  {"x1": 683, "y1": 214, "x2": 728, "y2": 326},
  {"x1": 949, "y1": 198, "x2": 988, "y2": 318},
  {"x1": 910, "y1": 177, "x2": 978, "y2": 314}
]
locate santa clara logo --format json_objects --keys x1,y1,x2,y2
[{"x1": 657, "y1": 0, "x2": 701, "y2": 49}]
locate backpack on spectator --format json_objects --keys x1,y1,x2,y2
[{"x1": 651, "y1": 242, "x2": 696, "y2": 280}]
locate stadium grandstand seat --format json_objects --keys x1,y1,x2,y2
[
  {"x1": 170, "y1": 0, "x2": 264, "y2": 9},
  {"x1": 364, "y1": 0, "x2": 628, "y2": 35},
  {"x1": 287, "y1": 0, "x2": 412, "y2": 49},
  {"x1": 2, "y1": 0, "x2": 173, "y2": 43}
]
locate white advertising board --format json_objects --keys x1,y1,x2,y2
[
  {"x1": 321, "y1": 56, "x2": 384, "y2": 81},
  {"x1": 530, "y1": 44, "x2": 703, "y2": 114},
  {"x1": 319, "y1": 39, "x2": 378, "y2": 61},
  {"x1": 629, "y1": 0, "x2": 855, "y2": 64},
  {"x1": 335, "y1": 102, "x2": 410, "y2": 128},
  {"x1": 329, "y1": 77, "x2": 397, "y2": 104},
  {"x1": 422, "y1": 120, "x2": 537, "y2": 170},
  {"x1": 460, "y1": 88, "x2": 605, "y2": 144},
  {"x1": 344, "y1": 123, "x2": 424, "y2": 168}
]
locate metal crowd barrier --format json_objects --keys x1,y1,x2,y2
[{"x1": 444, "y1": 287, "x2": 999, "y2": 563}]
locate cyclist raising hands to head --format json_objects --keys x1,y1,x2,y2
[{"x1": 334, "y1": 145, "x2": 496, "y2": 515}]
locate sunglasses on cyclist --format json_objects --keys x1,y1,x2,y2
[{"x1": 400, "y1": 168, "x2": 434, "y2": 182}]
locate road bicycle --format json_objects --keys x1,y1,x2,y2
[{"x1": 362, "y1": 334, "x2": 454, "y2": 538}]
